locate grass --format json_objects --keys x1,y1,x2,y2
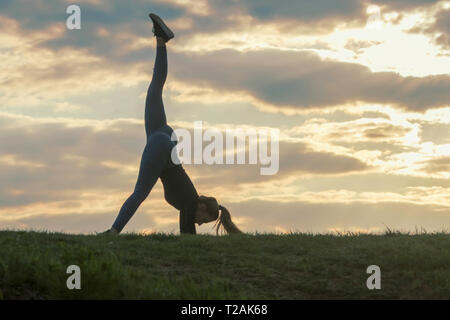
[{"x1": 0, "y1": 229, "x2": 449, "y2": 299}]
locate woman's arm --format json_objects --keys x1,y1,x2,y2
[
  {"x1": 161, "y1": 165, "x2": 199, "y2": 235},
  {"x1": 179, "y1": 203, "x2": 196, "y2": 234}
]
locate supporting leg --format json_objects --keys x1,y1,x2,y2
[{"x1": 112, "y1": 132, "x2": 172, "y2": 232}]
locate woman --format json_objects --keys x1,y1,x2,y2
[{"x1": 103, "y1": 13, "x2": 242, "y2": 235}]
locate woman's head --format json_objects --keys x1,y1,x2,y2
[{"x1": 195, "y1": 195, "x2": 242, "y2": 235}]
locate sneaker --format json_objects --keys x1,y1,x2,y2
[
  {"x1": 149, "y1": 13, "x2": 174, "y2": 42},
  {"x1": 99, "y1": 228, "x2": 118, "y2": 235}
]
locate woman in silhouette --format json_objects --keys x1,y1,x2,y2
[{"x1": 104, "y1": 14, "x2": 241, "y2": 235}]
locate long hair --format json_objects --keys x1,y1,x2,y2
[
  {"x1": 214, "y1": 205, "x2": 242, "y2": 235},
  {"x1": 197, "y1": 196, "x2": 242, "y2": 235}
]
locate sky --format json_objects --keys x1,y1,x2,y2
[{"x1": 0, "y1": 0, "x2": 449, "y2": 235}]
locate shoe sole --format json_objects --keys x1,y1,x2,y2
[{"x1": 149, "y1": 13, "x2": 174, "y2": 40}]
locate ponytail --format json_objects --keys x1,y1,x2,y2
[{"x1": 214, "y1": 205, "x2": 243, "y2": 235}]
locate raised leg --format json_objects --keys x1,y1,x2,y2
[{"x1": 145, "y1": 41, "x2": 168, "y2": 136}]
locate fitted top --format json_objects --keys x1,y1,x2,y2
[
  {"x1": 160, "y1": 164, "x2": 199, "y2": 234},
  {"x1": 154, "y1": 124, "x2": 199, "y2": 234}
]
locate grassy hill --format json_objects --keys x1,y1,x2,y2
[{"x1": 0, "y1": 230, "x2": 449, "y2": 299}]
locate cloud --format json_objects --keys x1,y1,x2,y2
[
  {"x1": 1, "y1": 0, "x2": 449, "y2": 235},
  {"x1": 232, "y1": 198, "x2": 450, "y2": 233},
  {"x1": 344, "y1": 39, "x2": 383, "y2": 55},
  {"x1": 372, "y1": 0, "x2": 441, "y2": 11},
  {"x1": 2, "y1": 3, "x2": 449, "y2": 117},
  {"x1": 0, "y1": 0, "x2": 365, "y2": 42},
  {"x1": 0, "y1": 112, "x2": 371, "y2": 221},
  {"x1": 420, "y1": 156, "x2": 450, "y2": 174},
  {"x1": 193, "y1": 0, "x2": 369, "y2": 35},
  {"x1": 431, "y1": 7, "x2": 450, "y2": 49},
  {"x1": 2, "y1": 109, "x2": 448, "y2": 216},
  {"x1": 238, "y1": 0, "x2": 363, "y2": 20},
  {"x1": 0, "y1": 113, "x2": 448, "y2": 234},
  {"x1": 278, "y1": 141, "x2": 370, "y2": 174},
  {"x1": 0, "y1": 15, "x2": 149, "y2": 111},
  {"x1": 1, "y1": 0, "x2": 441, "y2": 59},
  {"x1": 287, "y1": 117, "x2": 416, "y2": 144},
  {"x1": 3, "y1": 197, "x2": 449, "y2": 234},
  {"x1": 0, "y1": 113, "x2": 144, "y2": 209},
  {"x1": 403, "y1": 5, "x2": 450, "y2": 50},
  {"x1": 1, "y1": 0, "x2": 447, "y2": 63},
  {"x1": 0, "y1": 211, "x2": 153, "y2": 234},
  {"x1": 169, "y1": 48, "x2": 450, "y2": 112},
  {"x1": 419, "y1": 121, "x2": 450, "y2": 143},
  {"x1": 184, "y1": 140, "x2": 370, "y2": 188}
]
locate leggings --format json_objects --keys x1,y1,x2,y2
[{"x1": 112, "y1": 44, "x2": 175, "y2": 232}]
